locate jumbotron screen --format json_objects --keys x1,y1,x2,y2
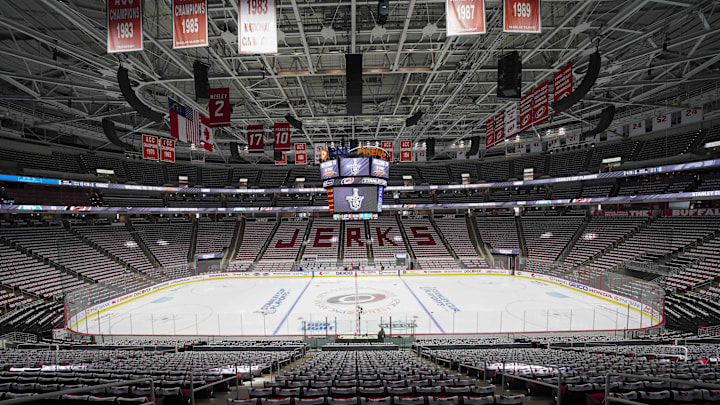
[{"x1": 329, "y1": 186, "x2": 384, "y2": 214}]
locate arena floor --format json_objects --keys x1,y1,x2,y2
[{"x1": 75, "y1": 274, "x2": 657, "y2": 336}]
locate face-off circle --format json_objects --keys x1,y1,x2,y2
[{"x1": 315, "y1": 288, "x2": 399, "y2": 314}]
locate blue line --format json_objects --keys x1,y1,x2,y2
[
  {"x1": 273, "y1": 275, "x2": 313, "y2": 335},
  {"x1": 399, "y1": 275, "x2": 445, "y2": 333}
]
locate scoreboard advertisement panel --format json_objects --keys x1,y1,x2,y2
[
  {"x1": 371, "y1": 158, "x2": 390, "y2": 179},
  {"x1": 340, "y1": 157, "x2": 370, "y2": 177},
  {"x1": 320, "y1": 159, "x2": 339, "y2": 180},
  {"x1": 330, "y1": 186, "x2": 382, "y2": 214}
]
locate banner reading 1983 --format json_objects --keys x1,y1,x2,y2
[
  {"x1": 238, "y1": 0, "x2": 278, "y2": 54},
  {"x1": 107, "y1": 0, "x2": 143, "y2": 53},
  {"x1": 503, "y1": 0, "x2": 541, "y2": 33},
  {"x1": 446, "y1": 0, "x2": 485, "y2": 36},
  {"x1": 172, "y1": 0, "x2": 208, "y2": 49}
]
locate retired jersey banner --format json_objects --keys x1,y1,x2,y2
[
  {"x1": 533, "y1": 81, "x2": 549, "y2": 126},
  {"x1": 273, "y1": 123, "x2": 291, "y2": 151},
  {"x1": 160, "y1": 138, "x2": 176, "y2": 163},
  {"x1": 485, "y1": 117, "x2": 495, "y2": 148},
  {"x1": 172, "y1": 0, "x2": 208, "y2": 49},
  {"x1": 505, "y1": 104, "x2": 518, "y2": 138},
  {"x1": 553, "y1": 62, "x2": 573, "y2": 103},
  {"x1": 142, "y1": 135, "x2": 159, "y2": 161},
  {"x1": 629, "y1": 121, "x2": 646, "y2": 137},
  {"x1": 493, "y1": 111, "x2": 505, "y2": 147},
  {"x1": 653, "y1": 113, "x2": 671, "y2": 131},
  {"x1": 238, "y1": 0, "x2": 278, "y2": 54},
  {"x1": 294, "y1": 143, "x2": 307, "y2": 165},
  {"x1": 681, "y1": 108, "x2": 703, "y2": 125},
  {"x1": 446, "y1": 0, "x2": 485, "y2": 36},
  {"x1": 503, "y1": 0, "x2": 540, "y2": 33},
  {"x1": 381, "y1": 141, "x2": 394, "y2": 161},
  {"x1": 518, "y1": 91, "x2": 533, "y2": 133},
  {"x1": 107, "y1": 0, "x2": 143, "y2": 53},
  {"x1": 208, "y1": 88, "x2": 231, "y2": 127},
  {"x1": 247, "y1": 124, "x2": 265, "y2": 154}
]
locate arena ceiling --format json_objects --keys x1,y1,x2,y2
[{"x1": 0, "y1": 0, "x2": 719, "y2": 162}]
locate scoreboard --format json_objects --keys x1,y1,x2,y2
[{"x1": 320, "y1": 148, "x2": 390, "y2": 219}]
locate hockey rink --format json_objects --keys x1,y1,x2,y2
[{"x1": 74, "y1": 274, "x2": 658, "y2": 336}]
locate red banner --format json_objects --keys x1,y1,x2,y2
[
  {"x1": 446, "y1": 0, "x2": 486, "y2": 36},
  {"x1": 493, "y1": 111, "x2": 505, "y2": 147},
  {"x1": 273, "y1": 123, "x2": 291, "y2": 151},
  {"x1": 160, "y1": 138, "x2": 176, "y2": 163},
  {"x1": 208, "y1": 88, "x2": 231, "y2": 127},
  {"x1": 247, "y1": 124, "x2": 264, "y2": 154},
  {"x1": 503, "y1": 0, "x2": 541, "y2": 33},
  {"x1": 400, "y1": 150, "x2": 412, "y2": 162},
  {"x1": 107, "y1": 0, "x2": 143, "y2": 53},
  {"x1": 275, "y1": 151, "x2": 287, "y2": 165},
  {"x1": 485, "y1": 117, "x2": 495, "y2": 149},
  {"x1": 172, "y1": 0, "x2": 208, "y2": 49},
  {"x1": 553, "y1": 62, "x2": 573, "y2": 103},
  {"x1": 518, "y1": 91, "x2": 533, "y2": 133},
  {"x1": 295, "y1": 143, "x2": 307, "y2": 165},
  {"x1": 381, "y1": 141, "x2": 394, "y2": 161},
  {"x1": 400, "y1": 140, "x2": 412, "y2": 150},
  {"x1": 593, "y1": 210, "x2": 652, "y2": 217},
  {"x1": 533, "y1": 81, "x2": 549, "y2": 126},
  {"x1": 142, "y1": 135, "x2": 158, "y2": 160}
]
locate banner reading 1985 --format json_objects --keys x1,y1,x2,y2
[
  {"x1": 446, "y1": 0, "x2": 485, "y2": 36},
  {"x1": 238, "y1": 0, "x2": 278, "y2": 54},
  {"x1": 172, "y1": 0, "x2": 208, "y2": 49},
  {"x1": 503, "y1": 0, "x2": 541, "y2": 33},
  {"x1": 107, "y1": 0, "x2": 143, "y2": 53}
]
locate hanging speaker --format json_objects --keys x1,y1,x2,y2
[
  {"x1": 427, "y1": 138, "x2": 435, "y2": 159},
  {"x1": 406, "y1": 111, "x2": 424, "y2": 127},
  {"x1": 581, "y1": 105, "x2": 616, "y2": 140},
  {"x1": 285, "y1": 114, "x2": 303, "y2": 130},
  {"x1": 553, "y1": 51, "x2": 601, "y2": 113},
  {"x1": 229, "y1": 142, "x2": 242, "y2": 162},
  {"x1": 117, "y1": 67, "x2": 164, "y2": 122},
  {"x1": 102, "y1": 119, "x2": 134, "y2": 150},
  {"x1": 193, "y1": 60, "x2": 210, "y2": 104},
  {"x1": 497, "y1": 51, "x2": 522, "y2": 99},
  {"x1": 467, "y1": 136, "x2": 480, "y2": 157},
  {"x1": 346, "y1": 54, "x2": 363, "y2": 115}
]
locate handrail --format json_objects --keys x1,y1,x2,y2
[
  {"x1": 499, "y1": 360, "x2": 563, "y2": 405},
  {"x1": 0, "y1": 377, "x2": 157, "y2": 405},
  {"x1": 604, "y1": 372, "x2": 720, "y2": 405}
]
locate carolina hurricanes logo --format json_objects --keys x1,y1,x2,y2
[
  {"x1": 535, "y1": 107, "x2": 546, "y2": 118},
  {"x1": 346, "y1": 188, "x2": 364, "y2": 211},
  {"x1": 521, "y1": 115, "x2": 530, "y2": 125},
  {"x1": 349, "y1": 159, "x2": 361, "y2": 175}
]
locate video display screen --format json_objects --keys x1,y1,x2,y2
[
  {"x1": 320, "y1": 159, "x2": 339, "y2": 180},
  {"x1": 371, "y1": 158, "x2": 390, "y2": 179},
  {"x1": 332, "y1": 186, "x2": 381, "y2": 213},
  {"x1": 339, "y1": 157, "x2": 370, "y2": 177}
]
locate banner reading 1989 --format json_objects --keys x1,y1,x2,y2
[
  {"x1": 446, "y1": 0, "x2": 485, "y2": 36},
  {"x1": 107, "y1": 0, "x2": 143, "y2": 53},
  {"x1": 172, "y1": 0, "x2": 208, "y2": 49},
  {"x1": 503, "y1": 0, "x2": 541, "y2": 33},
  {"x1": 238, "y1": 0, "x2": 278, "y2": 54}
]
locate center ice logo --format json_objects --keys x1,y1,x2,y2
[{"x1": 314, "y1": 288, "x2": 399, "y2": 315}]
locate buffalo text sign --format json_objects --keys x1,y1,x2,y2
[
  {"x1": 172, "y1": 0, "x2": 208, "y2": 49},
  {"x1": 208, "y1": 88, "x2": 231, "y2": 127},
  {"x1": 446, "y1": 0, "x2": 485, "y2": 36},
  {"x1": 503, "y1": 0, "x2": 541, "y2": 33},
  {"x1": 238, "y1": 0, "x2": 278, "y2": 54},
  {"x1": 107, "y1": 0, "x2": 143, "y2": 53},
  {"x1": 247, "y1": 124, "x2": 265, "y2": 153}
]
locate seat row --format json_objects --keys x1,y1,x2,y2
[
  {"x1": 232, "y1": 394, "x2": 526, "y2": 405},
  {"x1": 250, "y1": 386, "x2": 494, "y2": 398}
]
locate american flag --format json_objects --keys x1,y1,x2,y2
[{"x1": 168, "y1": 97, "x2": 201, "y2": 145}]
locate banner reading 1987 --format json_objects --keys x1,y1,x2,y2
[
  {"x1": 107, "y1": 0, "x2": 143, "y2": 53},
  {"x1": 172, "y1": 0, "x2": 208, "y2": 49},
  {"x1": 238, "y1": 0, "x2": 278, "y2": 54},
  {"x1": 446, "y1": 0, "x2": 485, "y2": 36}
]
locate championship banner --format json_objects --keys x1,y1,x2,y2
[
  {"x1": 415, "y1": 150, "x2": 427, "y2": 162},
  {"x1": 314, "y1": 142, "x2": 327, "y2": 164},
  {"x1": 172, "y1": 0, "x2": 208, "y2": 49},
  {"x1": 400, "y1": 140, "x2": 413, "y2": 162},
  {"x1": 446, "y1": 0, "x2": 485, "y2": 36},
  {"x1": 654, "y1": 113, "x2": 671, "y2": 131},
  {"x1": 629, "y1": 121, "x2": 646, "y2": 137},
  {"x1": 238, "y1": 0, "x2": 278, "y2": 54},
  {"x1": 295, "y1": 143, "x2": 307, "y2": 165},
  {"x1": 504, "y1": 104, "x2": 517, "y2": 138},
  {"x1": 566, "y1": 134, "x2": 579, "y2": 145},
  {"x1": 273, "y1": 123, "x2": 291, "y2": 151},
  {"x1": 493, "y1": 111, "x2": 505, "y2": 147},
  {"x1": 532, "y1": 81, "x2": 549, "y2": 126},
  {"x1": 607, "y1": 126, "x2": 624, "y2": 140},
  {"x1": 247, "y1": 124, "x2": 265, "y2": 154},
  {"x1": 503, "y1": 0, "x2": 540, "y2": 33},
  {"x1": 208, "y1": 88, "x2": 231, "y2": 127},
  {"x1": 518, "y1": 91, "x2": 533, "y2": 133},
  {"x1": 274, "y1": 151, "x2": 287, "y2": 165},
  {"x1": 553, "y1": 62, "x2": 573, "y2": 103},
  {"x1": 381, "y1": 141, "x2": 394, "y2": 161},
  {"x1": 681, "y1": 108, "x2": 703, "y2": 125},
  {"x1": 485, "y1": 117, "x2": 495, "y2": 149},
  {"x1": 160, "y1": 138, "x2": 176, "y2": 163},
  {"x1": 142, "y1": 135, "x2": 158, "y2": 161},
  {"x1": 107, "y1": 0, "x2": 143, "y2": 53}
]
